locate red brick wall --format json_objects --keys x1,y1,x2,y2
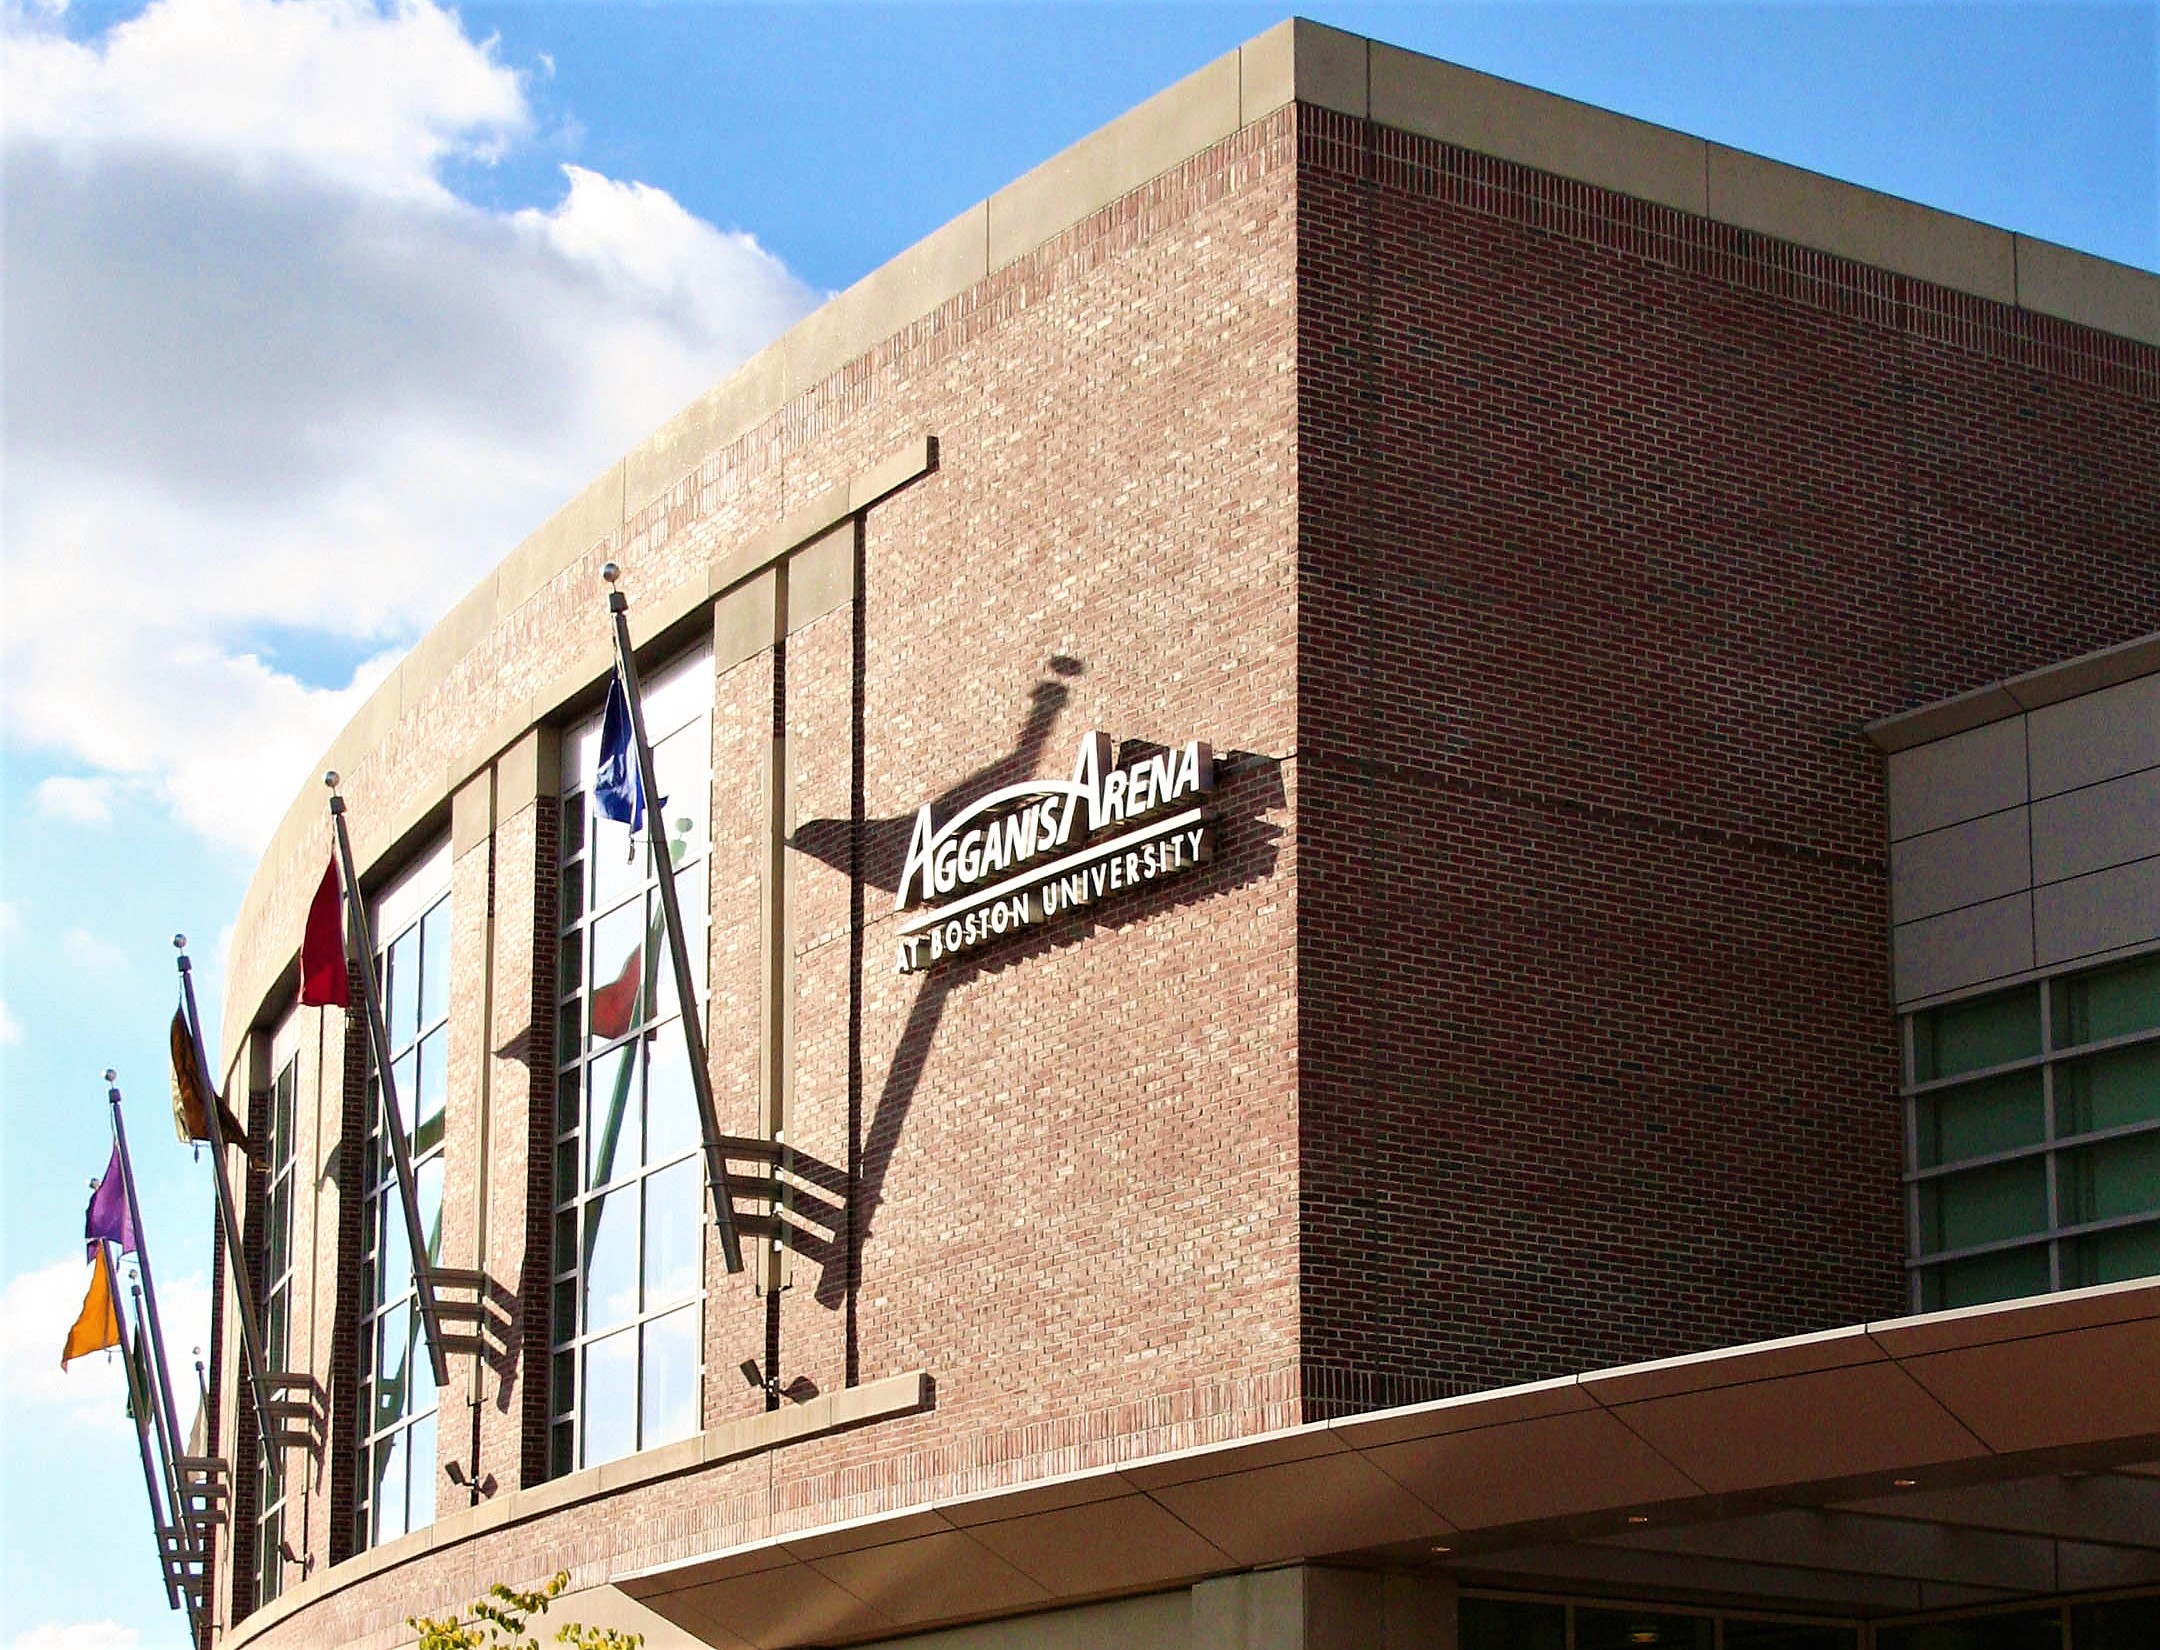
[{"x1": 1292, "y1": 107, "x2": 2160, "y2": 1411}]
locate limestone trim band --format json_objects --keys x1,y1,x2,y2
[{"x1": 217, "y1": 1370, "x2": 934, "y2": 1650}]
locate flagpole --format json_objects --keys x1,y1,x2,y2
[
  {"x1": 106, "y1": 1070, "x2": 235, "y2": 1517},
  {"x1": 109, "y1": 1074, "x2": 215, "y2": 1642},
  {"x1": 173, "y1": 946, "x2": 285, "y2": 1498},
  {"x1": 324, "y1": 782, "x2": 455, "y2": 1389},
  {"x1": 120, "y1": 1277, "x2": 194, "y2": 1628},
  {"x1": 603, "y1": 563, "x2": 746, "y2": 1275},
  {"x1": 129, "y1": 1267, "x2": 201, "y2": 1622}
]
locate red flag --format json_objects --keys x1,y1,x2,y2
[
  {"x1": 301, "y1": 860, "x2": 349, "y2": 1007},
  {"x1": 590, "y1": 945, "x2": 642, "y2": 1041}
]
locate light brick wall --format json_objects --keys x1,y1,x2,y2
[
  {"x1": 223, "y1": 105, "x2": 1299, "y2": 1647},
  {"x1": 212, "y1": 85, "x2": 2160, "y2": 1646}
]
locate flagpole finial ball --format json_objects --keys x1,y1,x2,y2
[
  {"x1": 173, "y1": 933, "x2": 187, "y2": 951},
  {"x1": 323, "y1": 770, "x2": 340, "y2": 790},
  {"x1": 602, "y1": 561, "x2": 621, "y2": 585}
]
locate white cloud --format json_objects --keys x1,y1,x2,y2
[
  {"x1": 60, "y1": 926, "x2": 126, "y2": 976},
  {"x1": 0, "y1": 1257, "x2": 211, "y2": 1435},
  {"x1": 9, "y1": 1622, "x2": 142, "y2": 1650},
  {"x1": 32, "y1": 775, "x2": 115, "y2": 824},
  {"x1": 0, "y1": 997, "x2": 21, "y2": 1045},
  {"x1": 3, "y1": 0, "x2": 525, "y2": 198},
  {"x1": 1, "y1": 0, "x2": 818, "y2": 852}
]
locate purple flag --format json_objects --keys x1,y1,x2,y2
[{"x1": 84, "y1": 1144, "x2": 136, "y2": 1258}]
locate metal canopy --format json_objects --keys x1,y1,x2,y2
[{"x1": 617, "y1": 1280, "x2": 2160, "y2": 1648}]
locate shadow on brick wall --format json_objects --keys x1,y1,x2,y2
[{"x1": 796, "y1": 657, "x2": 1286, "y2": 1314}]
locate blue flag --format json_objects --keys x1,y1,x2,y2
[{"x1": 594, "y1": 670, "x2": 647, "y2": 832}]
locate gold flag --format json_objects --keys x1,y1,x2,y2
[
  {"x1": 62, "y1": 1246, "x2": 121, "y2": 1369},
  {"x1": 170, "y1": 1007, "x2": 255, "y2": 1158}
]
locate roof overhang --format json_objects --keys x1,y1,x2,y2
[
  {"x1": 1864, "y1": 630, "x2": 2160, "y2": 753},
  {"x1": 619, "y1": 1280, "x2": 2160, "y2": 1646}
]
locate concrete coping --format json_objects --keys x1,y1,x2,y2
[
  {"x1": 298, "y1": 16, "x2": 2160, "y2": 805},
  {"x1": 220, "y1": 436, "x2": 934, "y2": 1056},
  {"x1": 217, "y1": 1369, "x2": 934, "y2": 1650},
  {"x1": 1864, "y1": 630, "x2": 2160, "y2": 753}
]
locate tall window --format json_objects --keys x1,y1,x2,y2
[
  {"x1": 1906, "y1": 948, "x2": 2160, "y2": 1310},
  {"x1": 550, "y1": 646, "x2": 712, "y2": 1477},
  {"x1": 355, "y1": 841, "x2": 451, "y2": 1548},
  {"x1": 254, "y1": 1053, "x2": 298, "y2": 1604}
]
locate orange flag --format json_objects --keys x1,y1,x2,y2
[{"x1": 62, "y1": 1245, "x2": 121, "y2": 1369}]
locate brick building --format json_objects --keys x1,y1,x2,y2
[{"x1": 189, "y1": 21, "x2": 2159, "y2": 1650}]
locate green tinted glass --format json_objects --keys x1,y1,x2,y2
[
  {"x1": 1724, "y1": 1623, "x2": 1859, "y2": 1650},
  {"x1": 1919, "y1": 1243, "x2": 2050, "y2": 1311},
  {"x1": 2065, "y1": 1222, "x2": 2160, "y2": 1288},
  {"x1": 1878, "y1": 1608, "x2": 2063, "y2": 1650},
  {"x1": 2071, "y1": 1593, "x2": 2160, "y2": 1648},
  {"x1": 1577, "y1": 1610, "x2": 1713, "y2": 1650},
  {"x1": 1912, "y1": 988, "x2": 2040, "y2": 1083},
  {"x1": 1459, "y1": 1599, "x2": 1565, "y2": 1650},
  {"x1": 1917, "y1": 1070, "x2": 2044, "y2": 1167},
  {"x1": 2056, "y1": 1043, "x2": 2160, "y2": 1137},
  {"x1": 2060, "y1": 1132, "x2": 2160, "y2": 1225},
  {"x1": 1918, "y1": 1157, "x2": 2048, "y2": 1253},
  {"x1": 2052, "y1": 952, "x2": 2160, "y2": 1048}
]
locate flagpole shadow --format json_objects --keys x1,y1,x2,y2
[
  {"x1": 793, "y1": 658, "x2": 1286, "y2": 1318},
  {"x1": 793, "y1": 659, "x2": 1080, "y2": 1314}
]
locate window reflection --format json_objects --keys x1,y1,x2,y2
[
  {"x1": 356, "y1": 849, "x2": 451, "y2": 1553},
  {"x1": 644, "y1": 1158, "x2": 701, "y2": 1308},
  {"x1": 642, "y1": 1307, "x2": 699, "y2": 1448},
  {"x1": 586, "y1": 1044, "x2": 640, "y2": 1192},
  {"x1": 645, "y1": 1036, "x2": 698, "y2": 1170},
  {"x1": 583, "y1": 1329, "x2": 637, "y2": 1469},
  {"x1": 584, "y1": 1185, "x2": 639, "y2": 1334},
  {"x1": 551, "y1": 646, "x2": 713, "y2": 1477}
]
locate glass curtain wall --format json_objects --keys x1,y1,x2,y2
[
  {"x1": 1457, "y1": 1592, "x2": 2159, "y2": 1650},
  {"x1": 1906, "y1": 949, "x2": 2160, "y2": 1309},
  {"x1": 354, "y1": 840, "x2": 452, "y2": 1549},
  {"x1": 550, "y1": 644, "x2": 713, "y2": 1476},
  {"x1": 253, "y1": 1053, "x2": 298, "y2": 1604}
]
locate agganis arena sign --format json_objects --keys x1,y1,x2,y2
[{"x1": 894, "y1": 733, "x2": 1213, "y2": 972}]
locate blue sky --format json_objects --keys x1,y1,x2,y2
[{"x1": 0, "y1": 3, "x2": 2153, "y2": 1646}]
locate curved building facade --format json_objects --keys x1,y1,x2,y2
[{"x1": 193, "y1": 21, "x2": 2160, "y2": 1650}]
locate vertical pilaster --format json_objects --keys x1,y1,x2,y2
[
  {"x1": 708, "y1": 568, "x2": 785, "y2": 1425},
  {"x1": 442, "y1": 764, "x2": 497, "y2": 1507},
  {"x1": 763, "y1": 562, "x2": 794, "y2": 1300},
  {"x1": 486, "y1": 729, "x2": 556, "y2": 1493},
  {"x1": 295, "y1": 997, "x2": 343, "y2": 1583},
  {"x1": 778, "y1": 518, "x2": 860, "y2": 1394}
]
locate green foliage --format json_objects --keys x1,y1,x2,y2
[{"x1": 408, "y1": 1571, "x2": 643, "y2": 1650}]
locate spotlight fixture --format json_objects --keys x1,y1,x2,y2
[
  {"x1": 1893, "y1": 1477, "x2": 1917, "y2": 1488},
  {"x1": 1627, "y1": 1514, "x2": 1650, "y2": 1524}
]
